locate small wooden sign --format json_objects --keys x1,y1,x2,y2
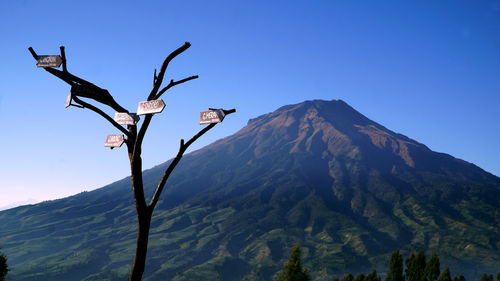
[
  {"x1": 114, "y1": 113, "x2": 139, "y2": 125},
  {"x1": 36, "y1": 55, "x2": 62, "y2": 68},
  {"x1": 104, "y1": 134, "x2": 125, "y2": 148},
  {"x1": 65, "y1": 93, "x2": 72, "y2": 108},
  {"x1": 200, "y1": 109, "x2": 225, "y2": 125},
  {"x1": 137, "y1": 99, "x2": 165, "y2": 115}
]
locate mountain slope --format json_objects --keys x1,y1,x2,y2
[{"x1": 1, "y1": 99, "x2": 499, "y2": 281}]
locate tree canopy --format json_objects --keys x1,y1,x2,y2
[
  {"x1": 277, "y1": 243, "x2": 310, "y2": 281},
  {"x1": 0, "y1": 247, "x2": 8, "y2": 281},
  {"x1": 385, "y1": 250, "x2": 404, "y2": 281}
]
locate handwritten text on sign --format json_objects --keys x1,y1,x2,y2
[
  {"x1": 137, "y1": 99, "x2": 165, "y2": 115},
  {"x1": 36, "y1": 55, "x2": 63, "y2": 68},
  {"x1": 104, "y1": 134, "x2": 125, "y2": 148},
  {"x1": 114, "y1": 113, "x2": 139, "y2": 125},
  {"x1": 200, "y1": 110, "x2": 224, "y2": 124}
]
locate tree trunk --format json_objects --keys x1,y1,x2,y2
[{"x1": 128, "y1": 209, "x2": 152, "y2": 281}]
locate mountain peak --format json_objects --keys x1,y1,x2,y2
[{"x1": 234, "y1": 99, "x2": 426, "y2": 170}]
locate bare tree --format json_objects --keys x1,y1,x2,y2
[{"x1": 29, "y1": 42, "x2": 235, "y2": 281}]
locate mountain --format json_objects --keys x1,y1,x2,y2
[
  {"x1": 0, "y1": 199, "x2": 38, "y2": 211},
  {"x1": 1, "y1": 99, "x2": 499, "y2": 281}
]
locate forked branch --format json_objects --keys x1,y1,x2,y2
[
  {"x1": 28, "y1": 46, "x2": 128, "y2": 113},
  {"x1": 147, "y1": 42, "x2": 191, "y2": 100},
  {"x1": 71, "y1": 96, "x2": 131, "y2": 138},
  {"x1": 135, "y1": 75, "x2": 199, "y2": 152},
  {"x1": 148, "y1": 108, "x2": 236, "y2": 210},
  {"x1": 155, "y1": 75, "x2": 199, "y2": 100},
  {"x1": 148, "y1": 123, "x2": 216, "y2": 210}
]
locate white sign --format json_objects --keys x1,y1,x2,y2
[
  {"x1": 137, "y1": 99, "x2": 165, "y2": 115},
  {"x1": 114, "y1": 113, "x2": 139, "y2": 125},
  {"x1": 36, "y1": 55, "x2": 62, "y2": 68},
  {"x1": 65, "y1": 93, "x2": 72, "y2": 108},
  {"x1": 104, "y1": 134, "x2": 124, "y2": 148},
  {"x1": 200, "y1": 109, "x2": 225, "y2": 124}
]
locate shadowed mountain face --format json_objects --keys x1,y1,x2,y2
[{"x1": 1, "y1": 99, "x2": 499, "y2": 281}]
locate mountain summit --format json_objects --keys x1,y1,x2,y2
[{"x1": 1, "y1": 99, "x2": 499, "y2": 281}]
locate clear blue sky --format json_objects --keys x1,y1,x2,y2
[{"x1": 1, "y1": 0, "x2": 499, "y2": 208}]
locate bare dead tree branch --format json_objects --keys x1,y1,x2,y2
[
  {"x1": 155, "y1": 75, "x2": 199, "y2": 100},
  {"x1": 60, "y1": 46, "x2": 67, "y2": 72},
  {"x1": 28, "y1": 46, "x2": 128, "y2": 113},
  {"x1": 148, "y1": 123, "x2": 216, "y2": 210},
  {"x1": 134, "y1": 74, "x2": 199, "y2": 155},
  {"x1": 135, "y1": 43, "x2": 194, "y2": 159},
  {"x1": 147, "y1": 42, "x2": 191, "y2": 100},
  {"x1": 133, "y1": 114, "x2": 152, "y2": 157},
  {"x1": 71, "y1": 95, "x2": 132, "y2": 138},
  {"x1": 27, "y1": 47, "x2": 37, "y2": 60},
  {"x1": 148, "y1": 108, "x2": 236, "y2": 210},
  {"x1": 135, "y1": 74, "x2": 198, "y2": 156}
]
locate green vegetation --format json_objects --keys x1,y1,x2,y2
[
  {"x1": 385, "y1": 250, "x2": 403, "y2": 281},
  {"x1": 424, "y1": 253, "x2": 441, "y2": 281},
  {"x1": 405, "y1": 251, "x2": 426, "y2": 281},
  {"x1": 333, "y1": 250, "x2": 498, "y2": 281},
  {"x1": 0, "y1": 246, "x2": 7, "y2": 281},
  {"x1": 277, "y1": 243, "x2": 310, "y2": 281}
]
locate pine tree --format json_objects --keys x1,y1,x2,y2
[
  {"x1": 366, "y1": 270, "x2": 381, "y2": 281},
  {"x1": 497, "y1": 273, "x2": 500, "y2": 281},
  {"x1": 277, "y1": 243, "x2": 310, "y2": 281},
  {"x1": 423, "y1": 252, "x2": 440, "y2": 281},
  {"x1": 354, "y1": 273, "x2": 365, "y2": 281},
  {"x1": 385, "y1": 250, "x2": 404, "y2": 281},
  {"x1": 0, "y1": 247, "x2": 7, "y2": 281},
  {"x1": 479, "y1": 274, "x2": 493, "y2": 281},
  {"x1": 341, "y1": 273, "x2": 354, "y2": 281},
  {"x1": 437, "y1": 267, "x2": 451, "y2": 281},
  {"x1": 453, "y1": 275, "x2": 465, "y2": 281},
  {"x1": 332, "y1": 276, "x2": 340, "y2": 281},
  {"x1": 406, "y1": 251, "x2": 426, "y2": 281}
]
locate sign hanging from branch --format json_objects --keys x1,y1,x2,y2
[
  {"x1": 36, "y1": 55, "x2": 62, "y2": 68},
  {"x1": 104, "y1": 134, "x2": 125, "y2": 148},
  {"x1": 64, "y1": 93, "x2": 83, "y2": 109},
  {"x1": 200, "y1": 109, "x2": 225, "y2": 124},
  {"x1": 65, "y1": 93, "x2": 72, "y2": 108},
  {"x1": 114, "y1": 112, "x2": 140, "y2": 125},
  {"x1": 137, "y1": 99, "x2": 165, "y2": 115}
]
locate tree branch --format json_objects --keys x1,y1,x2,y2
[
  {"x1": 71, "y1": 95, "x2": 131, "y2": 138},
  {"x1": 133, "y1": 114, "x2": 152, "y2": 158},
  {"x1": 134, "y1": 43, "x2": 195, "y2": 158},
  {"x1": 147, "y1": 110, "x2": 235, "y2": 201},
  {"x1": 155, "y1": 75, "x2": 199, "y2": 100},
  {"x1": 60, "y1": 46, "x2": 67, "y2": 72},
  {"x1": 147, "y1": 42, "x2": 191, "y2": 100},
  {"x1": 148, "y1": 123, "x2": 216, "y2": 210},
  {"x1": 28, "y1": 46, "x2": 129, "y2": 113},
  {"x1": 28, "y1": 47, "x2": 38, "y2": 60}
]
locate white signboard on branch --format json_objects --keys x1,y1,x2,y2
[
  {"x1": 200, "y1": 109, "x2": 225, "y2": 124},
  {"x1": 36, "y1": 55, "x2": 62, "y2": 68},
  {"x1": 114, "y1": 113, "x2": 139, "y2": 125},
  {"x1": 104, "y1": 134, "x2": 125, "y2": 148},
  {"x1": 65, "y1": 93, "x2": 72, "y2": 108},
  {"x1": 137, "y1": 99, "x2": 165, "y2": 115}
]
